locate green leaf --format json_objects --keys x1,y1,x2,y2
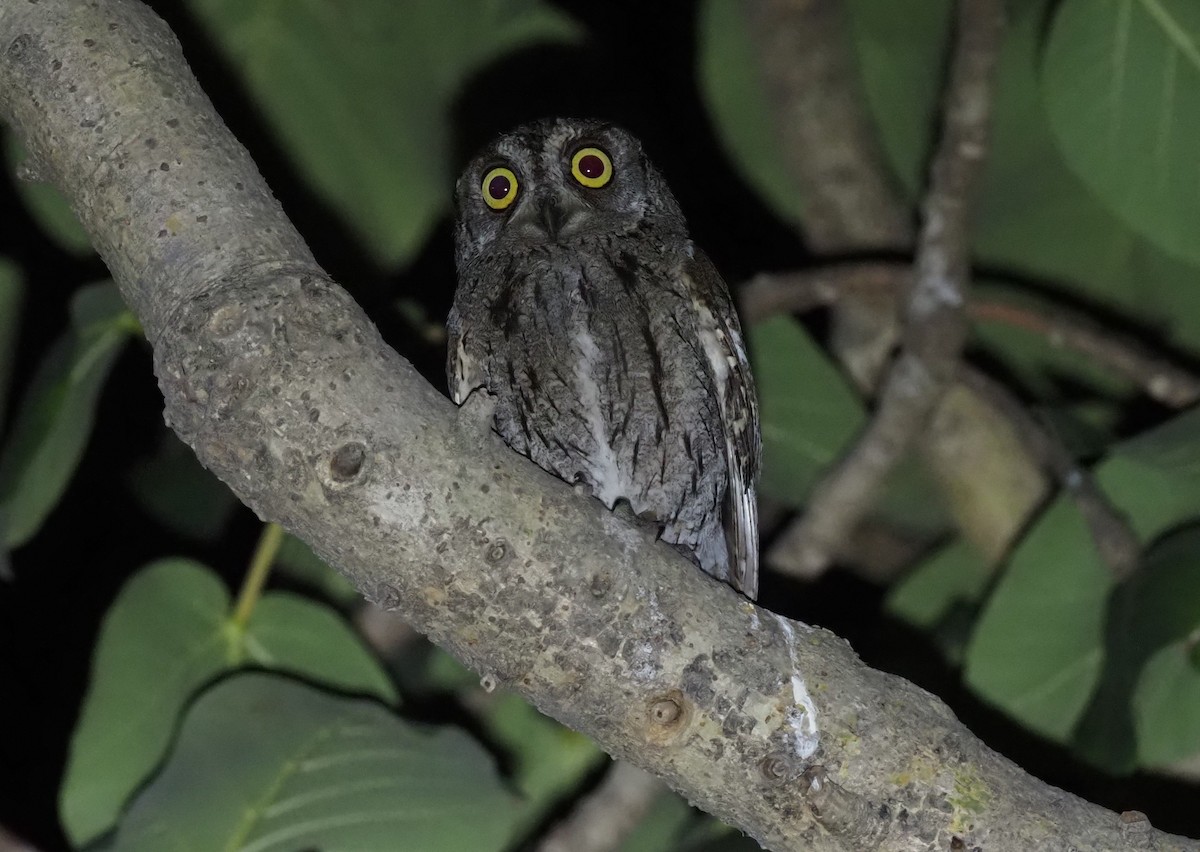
[
  {"x1": 127, "y1": 428, "x2": 239, "y2": 541},
  {"x1": 1133, "y1": 641, "x2": 1200, "y2": 767},
  {"x1": 748, "y1": 316, "x2": 863, "y2": 507},
  {"x1": 60, "y1": 560, "x2": 395, "y2": 846},
  {"x1": 398, "y1": 643, "x2": 603, "y2": 834},
  {"x1": 978, "y1": 0, "x2": 1200, "y2": 356},
  {"x1": 484, "y1": 692, "x2": 603, "y2": 833},
  {"x1": 274, "y1": 532, "x2": 360, "y2": 607},
  {"x1": 970, "y1": 0, "x2": 1136, "y2": 286},
  {"x1": 1075, "y1": 525, "x2": 1200, "y2": 771},
  {"x1": 0, "y1": 282, "x2": 133, "y2": 548},
  {"x1": 850, "y1": 0, "x2": 1200, "y2": 368},
  {"x1": 2, "y1": 134, "x2": 94, "y2": 255},
  {"x1": 966, "y1": 406, "x2": 1200, "y2": 746},
  {"x1": 60, "y1": 559, "x2": 232, "y2": 846},
  {"x1": 886, "y1": 539, "x2": 991, "y2": 630},
  {"x1": 244, "y1": 593, "x2": 396, "y2": 703},
  {"x1": 964, "y1": 499, "x2": 1110, "y2": 742},
  {"x1": 1042, "y1": 0, "x2": 1200, "y2": 267},
  {"x1": 104, "y1": 672, "x2": 520, "y2": 852},
  {"x1": 1044, "y1": 405, "x2": 1200, "y2": 768},
  {"x1": 1119, "y1": 526, "x2": 1200, "y2": 650},
  {"x1": 184, "y1": 0, "x2": 579, "y2": 268},
  {"x1": 844, "y1": 0, "x2": 953, "y2": 195},
  {"x1": 696, "y1": 0, "x2": 805, "y2": 223},
  {"x1": 619, "y1": 789, "x2": 695, "y2": 852},
  {"x1": 1094, "y1": 405, "x2": 1200, "y2": 542},
  {"x1": 0, "y1": 258, "x2": 24, "y2": 428}
]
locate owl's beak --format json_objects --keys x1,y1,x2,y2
[
  {"x1": 512, "y1": 193, "x2": 585, "y2": 243},
  {"x1": 535, "y1": 198, "x2": 565, "y2": 241}
]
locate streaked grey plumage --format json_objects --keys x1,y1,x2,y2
[{"x1": 448, "y1": 118, "x2": 760, "y2": 598}]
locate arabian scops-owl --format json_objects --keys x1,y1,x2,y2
[{"x1": 448, "y1": 119, "x2": 760, "y2": 598}]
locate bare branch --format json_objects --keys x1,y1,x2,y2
[
  {"x1": 742, "y1": 0, "x2": 913, "y2": 388},
  {"x1": 1, "y1": 1, "x2": 1195, "y2": 849},
  {"x1": 780, "y1": 0, "x2": 1008, "y2": 574},
  {"x1": 958, "y1": 368, "x2": 1141, "y2": 580},
  {"x1": 969, "y1": 300, "x2": 1200, "y2": 408},
  {"x1": 740, "y1": 0, "x2": 912, "y2": 251},
  {"x1": 536, "y1": 762, "x2": 663, "y2": 852},
  {"x1": 742, "y1": 264, "x2": 1200, "y2": 409}
]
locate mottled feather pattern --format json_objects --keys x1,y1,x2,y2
[{"x1": 448, "y1": 118, "x2": 760, "y2": 598}]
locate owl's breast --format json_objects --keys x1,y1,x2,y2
[{"x1": 480, "y1": 251, "x2": 725, "y2": 532}]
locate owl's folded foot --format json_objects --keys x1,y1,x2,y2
[
  {"x1": 572, "y1": 479, "x2": 593, "y2": 498},
  {"x1": 456, "y1": 387, "x2": 497, "y2": 444}
]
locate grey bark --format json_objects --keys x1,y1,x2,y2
[{"x1": 0, "y1": 1, "x2": 1195, "y2": 849}]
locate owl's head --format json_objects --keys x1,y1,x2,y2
[{"x1": 453, "y1": 118, "x2": 687, "y2": 264}]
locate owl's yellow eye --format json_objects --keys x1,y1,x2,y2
[
  {"x1": 570, "y1": 147, "x2": 613, "y2": 188},
  {"x1": 482, "y1": 166, "x2": 519, "y2": 210}
]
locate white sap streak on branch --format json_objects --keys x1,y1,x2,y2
[{"x1": 773, "y1": 613, "x2": 820, "y2": 760}]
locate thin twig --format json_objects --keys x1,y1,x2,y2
[
  {"x1": 782, "y1": 0, "x2": 1006, "y2": 575},
  {"x1": 740, "y1": 264, "x2": 1200, "y2": 408},
  {"x1": 958, "y1": 368, "x2": 1141, "y2": 580},
  {"x1": 969, "y1": 301, "x2": 1200, "y2": 408},
  {"x1": 740, "y1": 263, "x2": 888, "y2": 324},
  {"x1": 536, "y1": 762, "x2": 664, "y2": 852}
]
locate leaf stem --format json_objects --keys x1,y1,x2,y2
[{"x1": 232, "y1": 522, "x2": 284, "y2": 628}]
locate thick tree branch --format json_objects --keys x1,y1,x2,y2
[{"x1": 1, "y1": 1, "x2": 1195, "y2": 849}]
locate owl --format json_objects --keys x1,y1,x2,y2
[{"x1": 448, "y1": 118, "x2": 761, "y2": 599}]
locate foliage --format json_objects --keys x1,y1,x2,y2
[
  {"x1": 96, "y1": 673, "x2": 518, "y2": 852},
  {"x1": 2, "y1": 0, "x2": 1200, "y2": 848},
  {"x1": 183, "y1": 0, "x2": 580, "y2": 269}
]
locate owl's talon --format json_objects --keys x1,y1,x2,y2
[{"x1": 611, "y1": 498, "x2": 636, "y2": 520}]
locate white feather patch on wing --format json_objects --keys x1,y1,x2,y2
[
  {"x1": 690, "y1": 285, "x2": 760, "y2": 599},
  {"x1": 450, "y1": 333, "x2": 479, "y2": 405}
]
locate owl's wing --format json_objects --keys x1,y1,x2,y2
[
  {"x1": 446, "y1": 305, "x2": 487, "y2": 405},
  {"x1": 684, "y1": 251, "x2": 761, "y2": 599}
]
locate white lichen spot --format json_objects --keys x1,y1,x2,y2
[
  {"x1": 773, "y1": 613, "x2": 820, "y2": 759},
  {"x1": 1149, "y1": 374, "x2": 1171, "y2": 400},
  {"x1": 958, "y1": 140, "x2": 985, "y2": 160},
  {"x1": 629, "y1": 588, "x2": 670, "y2": 683},
  {"x1": 910, "y1": 271, "x2": 963, "y2": 318}
]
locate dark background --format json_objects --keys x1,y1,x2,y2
[{"x1": 0, "y1": 0, "x2": 1195, "y2": 848}]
